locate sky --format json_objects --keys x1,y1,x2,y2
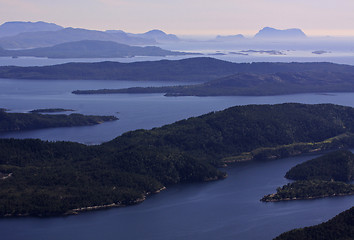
[{"x1": 1, "y1": 0, "x2": 354, "y2": 36}]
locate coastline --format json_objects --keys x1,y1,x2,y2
[{"x1": 261, "y1": 192, "x2": 354, "y2": 202}]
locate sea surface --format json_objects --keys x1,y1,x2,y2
[{"x1": 0, "y1": 78, "x2": 354, "y2": 239}]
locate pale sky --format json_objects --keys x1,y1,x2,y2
[{"x1": 1, "y1": 0, "x2": 354, "y2": 36}]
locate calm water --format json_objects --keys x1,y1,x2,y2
[
  {"x1": 0, "y1": 78, "x2": 353, "y2": 239},
  {"x1": 2, "y1": 53, "x2": 354, "y2": 67},
  {"x1": 0, "y1": 154, "x2": 353, "y2": 240},
  {"x1": 2, "y1": 79, "x2": 354, "y2": 144}
]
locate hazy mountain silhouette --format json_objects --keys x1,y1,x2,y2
[
  {"x1": 0, "y1": 40, "x2": 193, "y2": 58},
  {"x1": 107, "y1": 29, "x2": 179, "y2": 42},
  {"x1": 123, "y1": 29, "x2": 180, "y2": 43},
  {"x1": 0, "y1": 21, "x2": 63, "y2": 38},
  {"x1": 254, "y1": 27, "x2": 307, "y2": 39},
  {"x1": 215, "y1": 34, "x2": 245, "y2": 41},
  {"x1": 0, "y1": 27, "x2": 156, "y2": 49}
]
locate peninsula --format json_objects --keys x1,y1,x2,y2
[
  {"x1": 0, "y1": 109, "x2": 117, "y2": 132},
  {"x1": 261, "y1": 150, "x2": 354, "y2": 202}
]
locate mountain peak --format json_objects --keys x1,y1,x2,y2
[
  {"x1": 144, "y1": 29, "x2": 166, "y2": 35},
  {"x1": 139, "y1": 29, "x2": 179, "y2": 42},
  {"x1": 254, "y1": 27, "x2": 307, "y2": 39}
]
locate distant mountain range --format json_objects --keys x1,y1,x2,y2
[
  {"x1": 212, "y1": 27, "x2": 307, "y2": 42},
  {"x1": 254, "y1": 27, "x2": 307, "y2": 39},
  {"x1": 0, "y1": 40, "x2": 193, "y2": 58},
  {"x1": 0, "y1": 21, "x2": 180, "y2": 49},
  {"x1": 0, "y1": 27, "x2": 156, "y2": 49},
  {"x1": 0, "y1": 21, "x2": 63, "y2": 38},
  {"x1": 215, "y1": 34, "x2": 245, "y2": 41},
  {"x1": 107, "y1": 29, "x2": 180, "y2": 42},
  {"x1": 129, "y1": 29, "x2": 180, "y2": 42},
  {"x1": 0, "y1": 21, "x2": 311, "y2": 50}
]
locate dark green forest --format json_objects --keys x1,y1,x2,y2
[
  {"x1": 274, "y1": 207, "x2": 354, "y2": 240},
  {"x1": 0, "y1": 109, "x2": 117, "y2": 132},
  {"x1": 261, "y1": 150, "x2": 354, "y2": 202},
  {"x1": 2, "y1": 103, "x2": 354, "y2": 216},
  {"x1": 2, "y1": 57, "x2": 354, "y2": 82},
  {"x1": 261, "y1": 180, "x2": 354, "y2": 202},
  {"x1": 285, "y1": 150, "x2": 354, "y2": 182},
  {"x1": 73, "y1": 71, "x2": 354, "y2": 96}
]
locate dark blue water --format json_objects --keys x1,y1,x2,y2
[
  {"x1": 0, "y1": 154, "x2": 353, "y2": 240},
  {"x1": 2, "y1": 79, "x2": 354, "y2": 144},
  {"x1": 0, "y1": 78, "x2": 353, "y2": 239}
]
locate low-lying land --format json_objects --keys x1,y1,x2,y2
[
  {"x1": 2, "y1": 103, "x2": 354, "y2": 217},
  {"x1": 261, "y1": 180, "x2": 354, "y2": 202},
  {"x1": 29, "y1": 108, "x2": 75, "y2": 113},
  {"x1": 0, "y1": 109, "x2": 117, "y2": 132},
  {"x1": 0, "y1": 40, "x2": 195, "y2": 59}
]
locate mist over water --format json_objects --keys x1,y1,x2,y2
[{"x1": 1, "y1": 37, "x2": 354, "y2": 66}]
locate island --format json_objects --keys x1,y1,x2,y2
[
  {"x1": 2, "y1": 103, "x2": 354, "y2": 217},
  {"x1": 240, "y1": 50, "x2": 285, "y2": 55},
  {"x1": 261, "y1": 150, "x2": 354, "y2": 202},
  {"x1": 254, "y1": 27, "x2": 307, "y2": 40},
  {"x1": 274, "y1": 207, "x2": 354, "y2": 240},
  {"x1": 72, "y1": 69, "x2": 354, "y2": 97},
  {"x1": 0, "y1": 110, "x2": 117, "y2": 132},
  {"x1": 312, "y1": 50, "x2": 329, "y2": 55},
  {"x1": 0, "y1": 40, "x2": 197, "y2": 59}
]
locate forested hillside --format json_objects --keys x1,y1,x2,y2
[
  {"x1": 2, "y1": 103, "x2": 354, "y2": 216},
  {"x1": 274, "y1": 207, "x2": 354, "y2": 240}
]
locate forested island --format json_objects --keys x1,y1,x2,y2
[
  {"x1": 73, "y1": 71, "x2": 354, "y2": 96},
  {"x1": 2, "y1": 103, "x2": 354, "y2": 217},
  {"x1": 274, "y1": 207, "x2": 354, "y2": 240},
  {"x1": 261, "y1": 150, "x2": 354, "y2": 202},
  {"x1": 0, "y1": 109, "x2": 117, "y2": 132},
  {"x1": 2, "y1": 57, "x2": 354, "y2": 82}
]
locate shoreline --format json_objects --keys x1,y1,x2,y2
[{"x1": 261, "y1": 192, "x2": 354, "y2": 202}]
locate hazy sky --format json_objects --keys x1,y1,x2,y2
[{"x1": 1, "y1": 0, "x2": 354, "y2": 36}]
